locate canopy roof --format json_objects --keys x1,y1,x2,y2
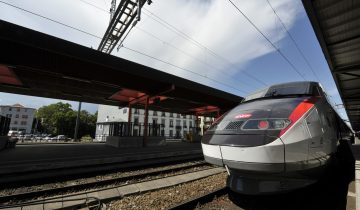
[
  {"x1": 0, "y1": 20, "x2": 243, "y2": 116},
  {"x1": 303, "y1": 0, "x2": 360, "y2": 130}
]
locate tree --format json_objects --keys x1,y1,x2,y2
[{"x1": 35, "y1": 102, "x2": 97, "y2": 138}]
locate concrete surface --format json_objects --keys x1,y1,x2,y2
[
  {"x1": 0, "y1": 142, "x2": 201, "y2": 177},
  {"x1": 106, "y1": 136, "x2": 166, "y2": 148},
  {"x1": 352, "y1": 138, "x2": 360, "y2": 210}
]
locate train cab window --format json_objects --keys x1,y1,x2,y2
[{"x1": 312, "y1": 86, "x2": 321, "y2": 97}]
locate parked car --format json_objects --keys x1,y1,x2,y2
[
  {"x1": 23, "y1": 134, "x2": 32, "y2": 141},
  {"x1": 53, "y1": 135, "x2": 68, "y2": 141},
  {"x1": 7, "y1": 130, "x2": 18, "y2": 139},
  {"x1": 18, "y1": 135, "x2": 25, "y2": 141},
  {"x1": 44, "y1": 136, "x2": 53, "y2": 142}
]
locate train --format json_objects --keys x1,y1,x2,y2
[{"x1": 201, "y1": 81, "x2": 354, "y2": 194}]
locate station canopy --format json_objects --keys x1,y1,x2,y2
[
  {"x1": 0, "y1": 20, "x2": 243, "y2": 116},
  {"x1": 303, "y1": 0, "x2": 360, "y2": 131}
]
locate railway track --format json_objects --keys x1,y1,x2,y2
[
  {"x1": 0, "y1": 152, "x2": 203, "y2": 185},
  {"x1": 0, "y1": 160, "x2": 210, "y2": 204},
  {"x1": 167, "y1": 187, "x2": 229, "y2": 210}
]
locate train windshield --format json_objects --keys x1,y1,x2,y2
[{"x1": 243, "y1": 82, "x2": 318, "y2": 102}]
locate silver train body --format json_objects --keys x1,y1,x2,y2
[{"x1": 201, "y1": 81, "x2": 353, "y2": 194}]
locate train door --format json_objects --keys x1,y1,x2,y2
[
  {"x1": 318, "y1": 104, "x2": 337, "y2": 153},
  {"x1": 305, "y1": 108, "x2": 324, "y2": 159}
]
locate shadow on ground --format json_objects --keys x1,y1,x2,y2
[{"x1": 228, "y1": 141, "x2": 355, "y2": 210}]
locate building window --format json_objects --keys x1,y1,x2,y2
[
  {"x1": 123, "y1": 108, "x2": 127, "y2": 114},
  {"x1": 24, "y1": 109, "x2": 27, "y2": 112},
  {"x1": 6, "y1": 114, "x2": 11, "y2": 118},
  {"x1": 14, "y1": 121, "x2": 18, "y2": 125},
  {"x1": 98, "y1": 124, "x2": 103, "y2": 130},
  {"x1": 22, "y1": 115, "x2": 28, "y2": 119},
  {"x1": 183, "y1": 120, "x2": 187, "y2": 128},
  {"x1": 15, "y1": 114, "x2": 19, "y2": 118},
  {"x1": 170, "y1": 130, "x2": 173, "y2": 137},
  {"x1": 190, "y1": 121, "x2": 192, "y2": 128},
  {"x1": 134, "y1": 117, "x2": 139, "y2": 125},
  {"x1": 134, "y1": 109, "x2": 139, "y2": 114},
  {"x1": 183, "y1": 115, "x2": 186, "y2": 119},
  {"x1": 161, "y1": 119, "x2": 165, "y2": 127},
  {"x1": 153, "y1": 111, "x2": 158, "y2": 116},
  {"x1": 170, "y1": 113, "x2": 173, "y2": 117},
  {"x1": 177, "y1": 113, "x2": 180, "y2": 118},
  {"x1": 162, "y1": 112, "x2": 165, "y2": 117},
  {"x1": 152, "y1": 118, "x2": 158, "y2": 125},
  {"x1": 21, "y1": 121, "x2": 27, "y2": 125},
  {"x1": 170, "y1": 119, "x2": 173, "y2": 127},
  {"x1": 9, "y1": 107, "x2": 12, "y2": 111},
  {"x1": 17, "y1": 108, "x2": 20, "y2": 112}
]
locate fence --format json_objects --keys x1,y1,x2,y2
[
  {"x1": 108, "y1": 122, "x2": 164, "y2": 137},
  {"x1": 0, "y1": 116, "x2": 11, "y2": 136}
]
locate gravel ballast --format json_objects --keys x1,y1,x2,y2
[{"x1": 107, "y1": 172, "x2": 227, "y2": 210}]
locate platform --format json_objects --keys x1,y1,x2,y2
[{"x1": 0, "y1": 141, "x2": 202, "y2": 183}]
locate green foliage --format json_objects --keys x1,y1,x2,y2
[
  {"x1": 80, "y1": 135, "x2": 93, "y2": 142},
  {"x1": 35, "y1": 102, "x2": 97, "y2": 138}
]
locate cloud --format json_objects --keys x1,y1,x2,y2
[
  {"x1": 0, "y1": 0, "x2": 302, "y2": 106},
  {"x1": 115, "y1": 0, "x2": 301, "y2": 93}
]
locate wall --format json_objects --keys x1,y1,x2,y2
[
  {"x1": 95, "y1": 105, "x2": 196, "y2": 140},
  {"x1": 0, "y1": 106, "x2": 35, "y2": 134}
]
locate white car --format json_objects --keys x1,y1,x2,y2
[{"x1": 7, "y1": 130, "x2": 19, "y2": 141}]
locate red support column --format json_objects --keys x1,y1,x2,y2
[
  {"x1": 195, "y1": 113, "x2": 199, "y2": 136},
  {"x1": 128, "y1": 104, "x2": 132, "y2": 136},
  {"x1": 143, "y1": 97, "x2": 149, "y2": 147}
]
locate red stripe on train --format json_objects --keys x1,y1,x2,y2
[{"x1": 279, "y1": 97, "x2": 319, "y2": 137}]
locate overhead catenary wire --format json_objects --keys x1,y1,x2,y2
[
  {"x1": 116, "y1": 20, "x2": 137, "y2": 52},
  {"x1": 228, "y1": 0, "x2": 306, "y2": 81},
  {"x1": 135, "y1": 26, "x2": 257, "y2": 90},
  {"x1": 0, "y1": 1, "x2": 104, "y2": 40},
  {"x1": 121, "y1": 46, "x2": 248, "y2": 94},
  {"x1": 0, "y1": 0, "x2": 248, "y2": 95},
  {"x1": 76, "y1": 0, "x2": 267, "y2": 88},
  {"x1": 73, "y1": 0, "x2": 268, "y2": 88},
  {"x1": 142, "y1": 8, "x2": 268, "y2": 87},
  {"x1": 266, "y1": 0, "x2": 322, "y2": 83},
  {"x1": 79, "y1": 0, "x2": 110, "y2": 13}
]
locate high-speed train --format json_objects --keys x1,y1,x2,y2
[{"x1": 201, "y1": 81, "x2": 353, "y2": 194}]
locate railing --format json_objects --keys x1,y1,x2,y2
[
  {"x1": 108, "y1": 122, "x2": 164, "y2": 137},
  {"x1": 0, "y1": 116, "x2": 11, "y2": 136}
]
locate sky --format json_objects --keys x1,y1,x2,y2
[{"x1": 0, "y1": 0, "x2": 349, "y2": 121}]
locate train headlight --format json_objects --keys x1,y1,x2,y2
[
  {"x1": 273, "y1": 119, "x2": 291, "y2": 129},
  {"x1": 242, "y1": 119, "x2": 291, "y2": 130}
]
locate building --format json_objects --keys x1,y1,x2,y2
[
  {"x1": 95, "y1": 105, "x2": 198, "y2": 141},
  {"x1": 0, "y1": 104, "x2": 36, "y2": 134}
]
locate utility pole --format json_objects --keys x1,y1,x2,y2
[{"x1": 74, "y1": 101, "x2": 82, "y2": 141}]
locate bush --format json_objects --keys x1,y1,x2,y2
[{"x1": 80, "y1": 135, "x2": 93, "y2": 142}]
